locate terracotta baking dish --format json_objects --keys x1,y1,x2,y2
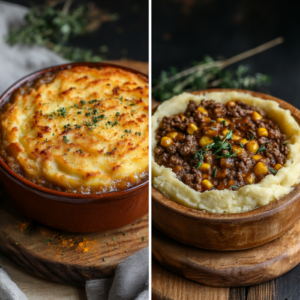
[
  {"x1": 152, "y1": 89, "x2": 300, "y2": 251},
  {"x1": 0, "y1": 62, "x2": 149, "y2": 233}
]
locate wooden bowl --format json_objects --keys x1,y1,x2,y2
[
  {"x1": 152, "y1": 89, "x2": 300, "y2": 251},
  {"x1": 0, "y1": 62, "x2": 149, "y2": 233}
]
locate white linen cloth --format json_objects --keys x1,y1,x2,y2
[{"x1": 0, "y1": 2, "x2": 149, "y2": 299}]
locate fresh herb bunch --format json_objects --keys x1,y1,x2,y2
[
  {"x1": 153, "y1": 56, "x2": 270, "y2": 101},
  {"x1": 153, "y1": 38, "x2": 285, "y2": 101},
  {"x1": 5, "y1": 1, "x2": 117, "y2": 62},
  {"x1": 194, "y1": 130, "x2": 236, "y2": 169}
]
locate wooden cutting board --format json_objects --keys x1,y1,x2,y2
[
  {"x1": 0, "y1": 60, "x2": 149, "y2": 286},
  {"x1": 0, "y1": 194, "x2": 148, "y2": 286},
  {"x1": 152, "y1": 222, "x2": 300, "y2": 288}
]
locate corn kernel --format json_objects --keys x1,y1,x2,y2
[
  {"x1": 187, "y1": 123, "x2": 198, "y2": 135},
  {"x1": 245, "y1": 173, "x2": 255, "y2": 184},
  {"x1": 235, "y1": 148, "x2": 244, "y2": 155},
  {"x1": 252, "y1": 154, "x2": 262, "y2": 161},
  {"x1": 199, "y1": 163, "x2": 211, "y2": 172},
  {"x1": 232, "y1": 145, "x2": 244, "y2": 155},
  {"x1": 257, "y1": 127, "x2": 268, "y2": 137},
  {"x1": 228, "y1": 179, "x2": 236, "y2": 186},
  {"x1": 181, "y1": 115, "x2": 185, "y2": 121},
  {"x1": 199, "y1": 136, "x2": 214, "y2": 148},
  {"x1": 197, "y1": 106, "x2": 208, "y2": 115},
  {"x1": 240, "y1": 139, "x2": 248, "y2": 145},
  {"x1": 222, "y1": 129, "x2": 230, "y2": 136},
  {"x1": 202, "y1": 179, "x2": 213, "y2": 191},
  {"x1": 274, "y1": 164, "x2": 283, "y2": 171},
  {"x1": 232, "y1": 134, "x2": 241, "y2": 141},
  {"x1": 252, "y1": 111, "x2": 262, "y2": 121},
  {"x1": 167, "y1": 132, "x2": 178, "y2": 140},
  {"x1": 246, "y1": 140, "x2": 259, "y2": 153},
  {"x1": 172, "y1": 166, "x2": 183, "y2": 173},
  {"x1": 203, "y1": 116, "x2": 211, "y2": 123},
  {"x1": 253, "y1": 162, "x2": 268, "y2": 176},
  {"x1": 206, "y1": 129, "x2": 218, "y2": 136},
  {"x1": 217, "y1": 118, "x2": 230, "y2": 126},
  {"x1": 226, "y1": 101, "x2": 236, "y2": 109},
  {"x1": 161, "y1": 137, "x2": 173, "y2": 147}
]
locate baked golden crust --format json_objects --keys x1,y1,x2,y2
[
  {"x1": 152, "y1": 91, "x2": 300, "y2": 213},
  {"x1": 0, "y1": 66, "x2": 149, "y2": 193}
]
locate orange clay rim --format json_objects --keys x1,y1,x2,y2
[{"x1": 0, "y1": 62, "x2": 149, "y2": 201}]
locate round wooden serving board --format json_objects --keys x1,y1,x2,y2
[
  {"x1": 152, "y1": 223, "x2": 300, "y2": 288},
  {"x1": 0, "y1": 195, "x2": 148, "y2": 286},
  {"x1": 0, "y1": 60, "x2": 148, "y2": 286}
]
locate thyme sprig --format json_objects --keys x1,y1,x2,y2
[
  {"x1": 5, "y1": 1, "x2": 118, "y2": 62},
  {"x1": 153, "y1": 38, "x2": 284, "y2": 101},
  {"x1": 194, "y1": 130, "x2": 235, "y2": 168}
]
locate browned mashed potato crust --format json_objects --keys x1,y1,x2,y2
[{"x1": 0, "y1": 66, "x2": 149, "y2": 194}]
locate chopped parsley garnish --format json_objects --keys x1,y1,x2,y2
[
  {"x1": 93, "y1": 109, "x2": 98, "y2": 115},
  {"x1": 75, "y1": 124, "x2": 82, "y2": 129},
  {"x1": 85, "y1": 112, "x2": 91, "y2": 117},
  {"x1": 269, "y1": 168, "x2": 277, "y2": 174},
  {"x1": 120, "y1": 96, "x2": 123, "y2": 101},
  {"x1": 283, "y1": 142, "x2": 288, "y2": 146},
  {"x1": 64, "y1": 123, "x2": 71, "y2": 129},
  {"x1": 135, "y1": 132, "x2": 142, "y2": 136},
  {"x1": 257, "y1": 145, "x2": 267, "y2": 153},
  {"x1": 116, "y1": 112, "x2": 120, "y2": 117},
  {"x1": 80, "y1": 100, "x2": 86, "y2": 105},
  {"x1": 57, "y1": 107, "x2": 67, "y2": 118},
  {"x1": 249, "y1": 131, "x2": 255, "y2": 141},
  {"x1": 221, "y1": 120, "x2": 226, "y2": 126},
  {"x1": 68, "y1": 148, "x2": 70, "y2": 151},
  {"x1": 239, "y1": 142, "x2": 244, "y2": 148},
  {"x1": 125, "y1": 129, "x2": 132, "y2": 134},
  {"x1": 231, "y1": 185, "x2": 239, "y2": 189},
  {"x1": 24, "y1": 106, "x2": 29, "y2": 110},
  {"x1": 142, "y1": 236, "x2": 146, "y2": 242},
  {"x1": 77, "y1": 111, "x2": 82, "y2": 114},
  {"x1": 74, "y1": 104, "x2": 79, "y2": 108},
  {"x1": 52, "y1": 133, "x2": 55, "y2": 136},
  {"x1": 77, "y1": 149, "x2": 83, "y2": 154},
  {"x1": 121, "y1": 134, "x2": 125, "y2": 139},
  {"x1": 89, "y1": 99, "x2": 100, "y2": 104},
  {"x1": 129, "y1": 103, "x2": 135, "y2": 106},
  {"x1": 213, "y1": 168, "x2": 217, "y2": 178},
  {"x1": 63, "y1": 136, "x2": 69, "y2": 143}
]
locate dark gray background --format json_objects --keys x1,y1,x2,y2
[
  {"x1": 152, "y1": 0, "x2": 300, "y2": 109},
  {"x1": 6, "y1": 0, "x2": 149, "y2": 62}
]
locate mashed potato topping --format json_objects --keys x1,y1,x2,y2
[
  {"x1": 152, "y1": 91, "x2": 300, "y2": 213},
  {"x1": 0, "y1": 66, "x2": 149, "y2": 194}
]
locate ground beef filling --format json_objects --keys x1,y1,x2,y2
[{"x1": 154, "y1": 99, "x2": 289, "y2": 192}]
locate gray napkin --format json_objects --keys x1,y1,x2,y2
[
  {"x1": 0, "y1": 266, "x2": 27, "y2": 300},
  {"x1": 0, "y1": 1, "x2": 149, "y2": 299},
  {"x1": 86, "y1": 248, "x2": 149, "y2": 300}
]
